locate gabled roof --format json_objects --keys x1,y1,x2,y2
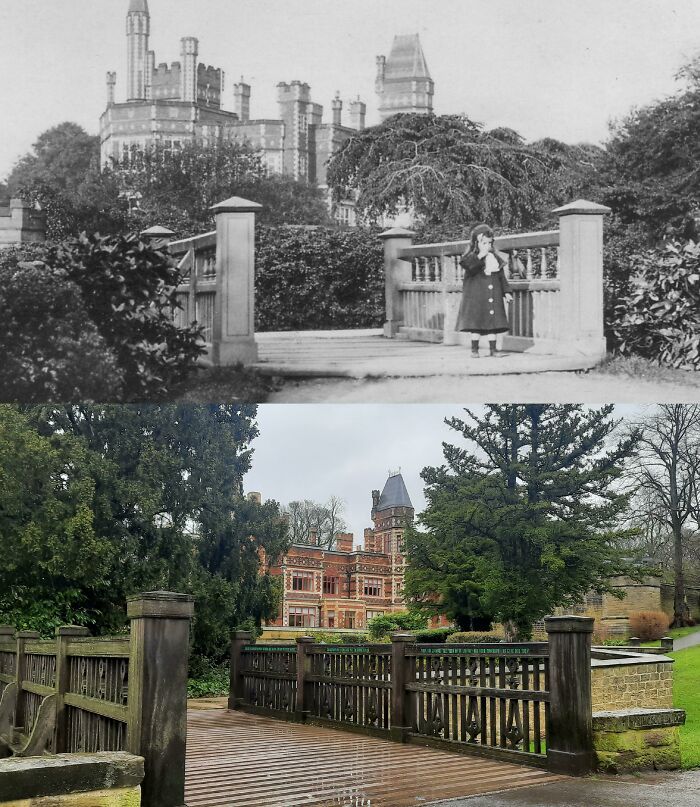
[
  {"x1": 128, "y1": 0, "x2": 149, "y2": 13},
  {"x1": 376, "y1": 473, "x2": 413, "y2": 511},
  {"x1": 384, "y1": 34, "x2": 432, "y2": 81}
]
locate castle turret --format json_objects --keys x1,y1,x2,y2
[
  {"x1": 180, "y1": 37, "x2": 199, "y2": 103},
  {"x1": 233, "y1": 79, "x2": 251, "y2": 122},
  {"x1": 331, "y1": 92, "x2": 342, "y2": 126},
  {"x1": 126, "y1": 0, "x2": 150, "y2": 101},
  {"x1": 349, "y1": 97, "x2": 366, "y2": 130},
  {"x1": 106, "y1": 71, "x2": 117, "y2": 106},
  {"x1": 376, "y1": 34, "x2": 434, "y2": 122}
]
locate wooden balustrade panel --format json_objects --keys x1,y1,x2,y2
[
  {"x1": 65, "y1": 705, "x2": 127, "y2": 753},
  {"x1": 24, "y1": 652, "x2": 57, "y2": 689},
  {"x1": 195, "y1": 289, "x2": 216, "y2": 343},
  {"x1": 241, "y1": 646, "x2": 297, "y2": 715},
  {"x1": 405, "y1": 644, "x2": 550, "y2": 761},
  {"x1": 68, "y1": 655, "x2": 129, "y2": 705},
  {"x1": 307, "y1": 646, "x2": 392, "y2": 732},
  {"x1": 0, "y1": 649, "x2": 16, "y2": 696},
  {"x1": 22, "y1": 690, "x2": 48, "y2": 745}
]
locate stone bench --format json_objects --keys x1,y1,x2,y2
[{"x1": 593, "y1": 707, "x2": 686, "y2": 772}]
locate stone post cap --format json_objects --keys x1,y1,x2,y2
[
  {"x1": 379, "y1": 227, "x2": 416, "y2": 240},
  {"x1": 552, "y1": 199, "x2": 611, "y2": 217},
  {"x1": 140, "y1": 225, "x2": 175, "y2": 238},
  {"x1": 55, "y1": 625, "x2": 91, "y2": 637},
  {"x1": 390, "y1": 632, "x2": 416, "y2": 642},
  {"x1": 210, "y1": 196, "x2": 263, "y2": 214},
  {"x1": 16, "y1": 630, "x2": 41, "y2": 639},
  {"x1": 231, "y1": 630, "x2": 254, "y2": 641},
  {"x1": 126, "y1": 591, "x2": 195, "y2": 619},
  {"x1": 544, "y1": 615, "x2": 594, "y2": 633}
]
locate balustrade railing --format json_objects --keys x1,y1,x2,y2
[
  {"x1": 230, "y1": 619, "x2": 590, "y2": 774},
  {"x1": 380, "y1": 201, "x2": 609, "y2": 360},
  {"x1": 169, "y1": 231, "x2": 217, "y2": 347},
  {"x1": 0, "y1": 592, "x2": 194, "y2": 807}
]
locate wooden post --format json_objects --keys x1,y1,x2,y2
[
  {"x1": 209, "y1": 196, "x2": 262, "y2": 366},
  {"x1": 390, "y1": 633, "x2": 413, "y2": 742},
  {"x1": 379, "y1": 228, "x2": 415, "y2": 338},
  {"x1": 54, "y1": 625, "x2": 90, "y2": 752},
  {"x1": 14, "y1": 631, "x2": 39, "y2": 733},
  {"x1": 126, "y1": 591, "x2": 194, "y2": 807},
  {"x1": 552, "y1": 199, "x2": 610, "y2": 360},
  {"x1": 545, "y1": 615, "x2": 594, "y2": 775},
  {"x1": 295, "y1": 636, "x2": 314, "y2": 722},
  {"x1": 229, "y1": 630, "x2": 253, "y2": 710}
]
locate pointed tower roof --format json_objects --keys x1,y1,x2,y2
[
  {"x1": 384, "y1": 34, "x2": 431, "y2": 81},
  {"x1": 376, "y1": 473, "x2": 413, "y2": 511},
  {"x1": 128, "y1": 0, "x2": 149, "y2": 12}
]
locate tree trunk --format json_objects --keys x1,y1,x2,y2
[{"x1": 672, "y1": 522, "x2": 687, "y2": 627}]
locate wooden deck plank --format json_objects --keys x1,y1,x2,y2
[{"x1": 185, "y1": 709, "x2": 565, "y2": 807}]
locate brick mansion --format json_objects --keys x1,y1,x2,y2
[
  {"x1": 255, "y1": 472, "x2": 414, "y2": 630},
  {"x1": 101, "y1": 0, "x2": 434, "y2": 221}
]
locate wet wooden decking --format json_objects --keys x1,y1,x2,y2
[
  {"x1": 250, "y1": 330, "x2": 597, "y2": 379},
  {"x1": 185, "y1": 709, "x2": 566, "y2": 807}
]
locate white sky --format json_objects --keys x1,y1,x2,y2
[
  {"x1": 2, "y1": 0, "x2": 699, "y2": 180},
  {"x1": 246, "y1": 404, "x2": 646, "y2": 546}
]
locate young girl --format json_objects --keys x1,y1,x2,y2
[{"x1": 456, "y1": 224, "x2": 513, "y2": 358}]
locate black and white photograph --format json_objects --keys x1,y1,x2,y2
[{"x1": 1, "y1": 2, "x2": 700, "y2": 806}]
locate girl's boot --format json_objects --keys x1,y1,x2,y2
[{"x1": 471, "y1": 340, "x2": 479, "y2": 358}]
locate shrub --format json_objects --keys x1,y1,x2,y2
[
  {"x1": 312, "y1": 631, "x2": 371, "y2": 645},
  {"x1": 628, "y1": 610, "x2": 671, "y2": 642},
  {"x1": 414, "y1": 627, "x2": 454, "y2": 643},
  {"x1": 255, "y1": 225, "x2": 384, "y2": 331},
  {"x1": 187, "y1": 660, "x2": 229, "y2": 698},
  {"x1": 26, "y1": 232, "x2": 205, "y2": 399},
  {"x1": 609, "y1": 239, "x2": 700, "y2": 369},
  {"x1": 367, "y1": 611, "x2": 428, "y2": 640},
  {"x1": 446, "y1": 632, "x2": 504, "y2": 643},
  {"x1": 0, "y1": 252, "x2": 124, "y2": 401}
]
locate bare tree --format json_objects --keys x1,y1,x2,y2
[
  {"x1": 631, "y1": 405, "x2": 700, "y2": 626},
  {"x1": 281, "y1": 497, "x2": 347, "y2": 549}
]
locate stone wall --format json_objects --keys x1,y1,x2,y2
[
  {"x1": 593, "y1": 708, "x2": 685, "y2": 772},
  {"x1": 0, "y1": 753, "x2": 143, "y2": 807},
  {"x1": 591, "y1": 654, "x2": 674, "y2": 711}
]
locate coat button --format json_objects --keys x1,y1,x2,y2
[
  {"x1": 488, "y1": 298, "x2": 493, "y2": 303},
  {"x1": 490, "y1": 310, "x2": 494, "y2": 315},
  {"x1": 488, "y1": 284, "x2": 493, "y2": 290}
]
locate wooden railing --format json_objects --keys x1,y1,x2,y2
[
  {"x1": 380, "y1": 200, "x2": 610, "y2": 359},
  {"x1": 169, "y1": 231, "x2": 218, "y2": 348},
  {"x1": 231, "y1": 617, "x2": 593, "y2": 774},
  {"x1": 0, "y1": 592, "x2": 194, "y2": 807}
]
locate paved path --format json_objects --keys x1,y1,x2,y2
[
  {"x1": 673, "y1": 628, "x2": 700, "y2": 651},
  {"x1": 429, "y1": 770, "x2": 700, "y2": 806},
  {"x1": 185, "y1": 709, "x2": 565, "y2": 807}
]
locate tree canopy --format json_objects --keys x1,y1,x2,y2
[
  {"x1": 0, "y1": 404, "x2": 289, "y2": 661},
  {"x1": 404, "y1": 405, "x2": 638, "y2": 638}
]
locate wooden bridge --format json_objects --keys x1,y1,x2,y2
[{"x1": 185, "y1": 707, "x2": 566, "y2": 807}]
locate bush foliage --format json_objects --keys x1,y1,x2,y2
[
  {"x1": 609, "y1": 240, "x2": 700, "y2": 370},
  {"x1": 366, "y1": 610, "x2": 428, "y2": 640},
  {"x1": 446, "y1": 631, "x2": 504, "y2": 643},
  {"x1": 255, "y1": 226, "x2": 384, "y2": 331},
  {"x1": 0, "y1": 234, "x2": 204, "y2": 401},
  {"x1": 629, "y1": 610, "x2": 671, "y2": 642}
]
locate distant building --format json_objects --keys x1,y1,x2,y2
[
  {"x1": 101, "y1": 3, "x2": 435, "y2": 226},
  {"x1": 376, "y1": 34, "x2": 434, "y2": 121},
  {"x1": 258, "y1": 472, "x2": 414, "y2": 630}
]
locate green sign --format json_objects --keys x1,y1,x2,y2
[
  {"x1": 419, "y1": 646, "x2": 530, "y2": 656},
  {"x1": 243, "y1": 645, "x2": 296, "y2": 653},
  {"x1": 319, "y1": 646, "x2": 371, "y2": 654}
]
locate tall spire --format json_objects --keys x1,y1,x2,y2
[
  {"x1": 376, "y1": 34, "x2": 434, "y2": 121},
  {"x1": 126, "y1": 0, "x2": 151, "y2": 101}
]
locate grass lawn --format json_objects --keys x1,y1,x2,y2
[
  {"x1": 670, "y1": 645, "x2": 700, "y2": 769},
  {"x1": 171, "y1": 364, "x2": 277, "y2": 402},
  {"x1": 640, "y1": 625, "x2": 700, "y2": 647},
  {"x1": 593, "y1": 354, "x2": 700, "y2": 387}
]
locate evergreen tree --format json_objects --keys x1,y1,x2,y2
[{"x1": 404, "y1": 405, "x2": 638, "y2": 639}]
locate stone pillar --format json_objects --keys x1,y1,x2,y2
[
  {"x1": 545, "y1": 615, "x2": 594, "y2": 775},
  {"x1": 379, "y1": 228, "x2": 415, "y2": 338},
  {"x1": 140, "y1": 225, "x2": 175, "y2": 251},
  {"x1": 295, "y1": 636, "x2": 314, "y2": 721},
  {"x1": 552, "y1": 199, "x2": 610, "y2": 360},
  {"x1": 209, "y1": 196, "x2": 261, "y2": 365},
  {"x1": 390, "y1": 634, "x2": 413, "y2": 742},
  {"x1": 54, "y1": 626, "x2": 90, "y2": 752},
  {"x1": 661, "y1": 636, "x2": 674, "y2": 653},
  {"x1": 628, "y1": 637, "x2": 641, "y2": 647},
  {"x1": 126, "y1": 592, "x2": 194, "y2": 807},
  {"x1": 229, "y1": 631, "x2": 253, "y2": 710}
]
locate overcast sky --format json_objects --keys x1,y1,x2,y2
[
  {"x1": 245, "y1": 404, "x2": 648, "y2": 546},
  {"x1": 2, "y1": 0, "x2": 699, "y2": 180}
]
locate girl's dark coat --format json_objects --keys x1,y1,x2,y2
[{"x1": 455, "y1": 251, "x2": 512, "y2": 334}]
